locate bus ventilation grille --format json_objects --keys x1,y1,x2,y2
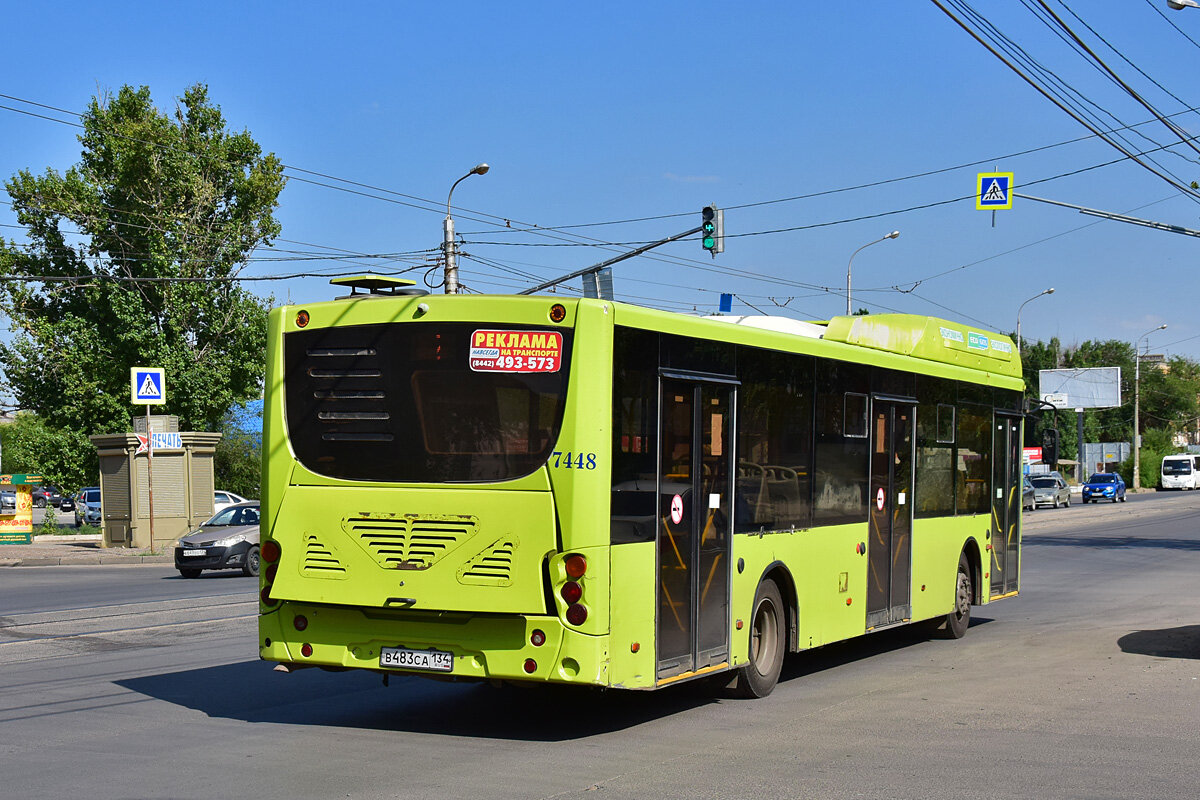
[
  {"x1": 303, "y1": 533, "x2": 347, "y2": 577},
  {"x1": 457, "y1": 537, "x2": 518, "y2": 586},
  {"x1": 343, "y1": 513, "x2": 478, "y2": 570}
]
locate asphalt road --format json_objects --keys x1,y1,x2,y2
[{"x1": 2, "y1": 492, "x2": 1198, "y2": 800}]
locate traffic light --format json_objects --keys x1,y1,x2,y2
[{"x1": 701, "y1": 205, "x2": 724, "y2": 256}]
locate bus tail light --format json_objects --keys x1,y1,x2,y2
[
  {"x1": 560, "y1": 581, "x2": 582, "y2": 604},
  {"x1": 261, "y1": 540, "x2": 281, "y2": 608},
  {"x1": 564, "y1": 554, "x2": 587, "y2": 579},
  {"x1": 566, "y1": 604, "x2": 587, "y2": 626},
  {"x1": 530, "y1": 629, "x2": 546, "y2": 647}
]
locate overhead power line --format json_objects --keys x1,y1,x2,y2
[{"x1": 930, "y1": 0, "x2": 1200, "y2": 202}]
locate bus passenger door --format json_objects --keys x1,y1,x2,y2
[
  {"x1": 657, "y1": 378, "x2": 734, "y2": 681},
  {"x1": 867, "y1": 399, "x2": 915, "y2": 629},
  {"x1": 990, "y1": 414, "x2": 1022, "y2": 597}
]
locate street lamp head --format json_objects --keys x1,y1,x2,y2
[
  {"x1": 1168, "y1": 0, "x2": 1200, "y2": 10},
  {"x1": 885, "y1": 230, "x2": 900, "y2": 239},
  {"x1": 470, "y1": 163, "x2": 490, "y2": 176},
  {"x1": 1045, "y1": 287, "x2": 1055, "y2": 295},
  {"x1": 1158, "y1": 323, "x2": 1168, "y2": 330}
]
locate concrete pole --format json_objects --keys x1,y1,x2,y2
[{"x1": 1133, "y1": 324, "x2": 1167, "y2": 490}]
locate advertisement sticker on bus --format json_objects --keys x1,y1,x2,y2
[{"x1": 469, "y1": 329, "x2": 563, "y2": 373}]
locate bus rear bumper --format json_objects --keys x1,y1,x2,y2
[{"x1": 259, "y1": 601, "x2": 608, "y2": 686}]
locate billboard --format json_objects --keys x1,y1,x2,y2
[{"x1": 1038, "y1": 367, "x2": 1122, "y2": 409}]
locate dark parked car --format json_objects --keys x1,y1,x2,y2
[
  {"x1": 32, "y1": 485, "x2": 62, "y2": 508},
  {"x1": 174, "y1": 502, "x2": 261, "y2": 578},
  {"x1": 1082, "y1": 472, "x2": 1126, "y2": 503},
  {"x1": 58, "y1": 492, "x2": 75, "y2": 513}
]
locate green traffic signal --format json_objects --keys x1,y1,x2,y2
[{"x1": 700, "y1": 205, "x2": 723, "y2": 255}]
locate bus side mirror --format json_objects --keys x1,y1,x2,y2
[{"x1": 1042, "y1": 428, "x2": 1059, "y2": 469}]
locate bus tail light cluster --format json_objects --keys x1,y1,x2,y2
[
  {"x1": 260, "y1": 539, "x2": 282, "y2": 607},
  {"x1": 561, "y1": 554, "x2": 588, "y2": 627}
]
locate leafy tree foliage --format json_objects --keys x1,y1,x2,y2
[
  {"x1": 0, "y1": 84, "x2": 284, "y2": 447},
  {"x1": 213, "y1": 401, "x2": 262, "y2": 499},
  {"x1": 0, "y1": 413, "x2": 93, "y2": 491}
]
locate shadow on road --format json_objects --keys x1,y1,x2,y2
[
  {"x1": 1025, "y1": 534, "x2": 1200, "y2": 552},
  {"x1": 117, "y1": 618, "x2": 985, "y2": 739},
  {"x1": 119, "y1": 662, "x2": 719, "y2": 739},
  {"x1": 1117, "y1": 625, "x2": 1200, "y2": 660}
]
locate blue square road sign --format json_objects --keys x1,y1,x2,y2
[
  {"x1": 977, "y1": 172, "x2": 1013, "y2": 210},
  {"x1": 131, "y1": 367, "x2": 166, "y2": 405}
]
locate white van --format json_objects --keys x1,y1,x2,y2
[{"x1": 1160, "y1": 454, "x2": 1200, "y2": 490}]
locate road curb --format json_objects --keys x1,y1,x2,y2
[{"x1": 0, "y1": 555, "x2": 173, "y2": 567}]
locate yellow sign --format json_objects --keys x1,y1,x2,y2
[
  {"x1": 976, "y1": 172, "x2": 1013, "y2": 210},
  {"x1": 0, "y1": 476, "x2": 38, "y2": 544}
]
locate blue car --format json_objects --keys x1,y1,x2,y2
[{"x1": 1082, "y1": 472, "x2": 1126, "y2": 503}]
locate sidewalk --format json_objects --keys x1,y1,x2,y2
[{"x1": 0, "y1": 534, "x2": 173, "y2": 567}]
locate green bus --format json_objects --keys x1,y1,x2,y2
[{"x1": 258, "y1": 278, "x2": 1024, "y2": 697}]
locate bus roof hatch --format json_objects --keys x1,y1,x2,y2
[{"x1": 329, "y1": 275, "x2": 429, "y2": 298}]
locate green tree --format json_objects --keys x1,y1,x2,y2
[
  {"x1": 213, "y1": 401, "x2": 262, "y2": 499},
  {"x1": 1116, "y1": 427, "x2": 1175, "y2": 489},
  {"x1": 0, "y1": 84, "x2": 284, "y2": 439},
  {"x1": 0, "y1": 413, "x2": 93, "y2": 491}
]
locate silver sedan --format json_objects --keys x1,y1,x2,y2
[{"x1": 1030, "y1": 475, "x2": 1071, "y2": 508}]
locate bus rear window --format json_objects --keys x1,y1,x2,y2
[{"x1": 285, "y1": 321, "x2": 572, "y2": 482}]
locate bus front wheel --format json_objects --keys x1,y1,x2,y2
[
  {"x1": 732, "y1": 578, "x2": 785, "y2": 699},
  {"x1": 944, "y1": 553, "x2": 972, "y2": 639}
]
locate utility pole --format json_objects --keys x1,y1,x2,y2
[{"x1": 443, "y1": 163, "x2": 489, "y2": 294}]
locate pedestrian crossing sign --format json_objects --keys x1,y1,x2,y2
[
  {"x1": 976, "y1": 172, "x2": 1013, "y2": 210},
  {"x1": 131, "y1": 367, "x2": 166, "y2": 405}
]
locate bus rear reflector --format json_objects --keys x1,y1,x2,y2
[
  {"x1": 301, "y1": 643, "x2": 313, "y2": 657},
  {"x1": 523, "y1": 658, "x2": 537, "y2": 673}
]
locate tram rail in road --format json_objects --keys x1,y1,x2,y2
[{"x1": 0, "y1": 595, "x2": 257, "y2": 666}]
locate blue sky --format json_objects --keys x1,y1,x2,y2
[{"x1": 3, "y1": 1, "x2": 1200, "y2": 364}]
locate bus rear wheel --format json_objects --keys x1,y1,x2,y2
[{"x1": 732, "y1": 578, "x2": 785, "y2": 698}]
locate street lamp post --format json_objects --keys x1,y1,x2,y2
[
  {"x1": 443, "y1": 163, "x2": 490, "y2": 294},
  {"x1": 1016, "y1": 287, "x2": 1055, "y2": 354},
  {"x1": 1133, "y1": 323, "x2": 1168, "y2": 491},
  {"x1": 846, "y1": 230, "x2": 899, "y2": 315}
]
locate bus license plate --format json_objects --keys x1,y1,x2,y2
[{"x1": 379, "y1": 646, "x2": 453, "y2": 672}]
